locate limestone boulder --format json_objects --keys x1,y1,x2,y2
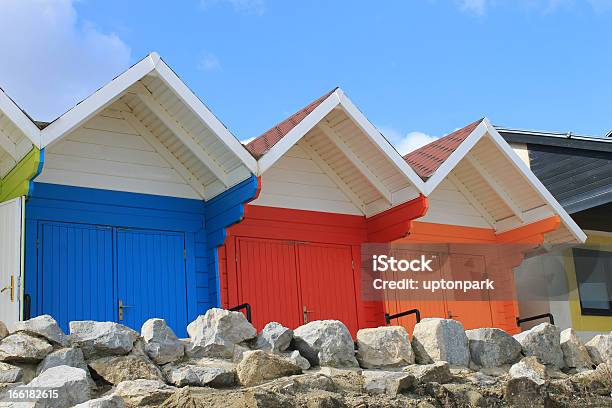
[
  {"x1": 163, "y1": 363, "x2": 235, "y2": 387},
  {"x1": 0, "y1": 332, "x2": 53, "y2": 363},
  {"x1": 254, "y1": 322, "x2": 293, "y2": 353},
  {"x1": 186, "y1": 308, "x2": 256, "y2": 359},
  {"x1": 283, "y1": 350, "x2": 310, "y2": 370},
  {"x1": 0, "y1": 321, "x2": 8, "y2": 340},
  {"x1": 36, "y1": 347, "x2": 88, "y2": 375},
  {"x1": 362, "y1": 370, "x2": 415, "y2": 396},
  {"x1": 140, "y1": 318, "x2": 184, "y2": 365},
  {"x1": 293, "y1": 320, "x2": 358, "y2": 367},
  {"x1": 88, "y1": 354, "x2": 163, "y2": 385},
  {"x1": 0, "y1": 361, "x2": 22, "y2": 383},
  {"x1": 585, "y1": 333, "x2": 612, "y2": 365},
  {"x1": 113, "y1": 379, "x2": 176, "y2": 407},
  {"x1": 356, "y1": 326, "x2": 414, "y2": 369},
  {"x1": 237, "y1": 350, "x2": 302, "y2": 386},
  {"x1": 11, "y1": 314, "x2": 69, "y2": 347},
  {"x1": 560, "y1": 328, "x2": 593, "y2": 370},
  {"x1": 509, "y1": 356, "x2": 547, "y2": 386},
  {"x1": 411, "y1": 318, "x2": 470, "y2": 367},
  {"x1": 70, "y1": 321, "x2": 138, "y2": 358},
  {"x1": 504, "y1": 376, "x2": 546, "y2": 407},
  {"x1": 513, "y1": 323, "x2": 564, "y2": 368},
  {"x1": 466, "y1": 328, "x2": 521, "y2": 368},
  {"x1": 403, "y1": 361, "x2": 452, "y2": 384},
  {"x1": 11, "y1": 365, "x2": 90, "y2": 407},
  {"x1": 73, "y1": 395, "x2": 127, "y2": 408},
  {"x1": 318, "y1": 366, "x2": 364, "y2": 393}
]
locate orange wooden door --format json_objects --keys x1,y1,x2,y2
[
  {"x1": 296, "y1": 243, "x2": 360, "y2": 336},
  {"x1": 441, "y1": 253, "x2": 493, "y2": 329},
  {"x1": 384, "y1": 249, "x2": 447, "y2": 332},
  {"x1": 235, "y1": 237, "x2": 302, "y2": 330}
]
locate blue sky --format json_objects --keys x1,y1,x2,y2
[{"x1": 1, "y1": 0, "x2": 611, "y2": 153}]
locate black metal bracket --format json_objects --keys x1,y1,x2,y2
[
  {"x1": 385, "y1": 308, "x2": 421, "y2": 325},
  {"x1": 229, "y1": 303, "x2": 252, "y2": 323},
  {"x1": 23, "y1": 294, "x2": 31, "y2": 320},
  {"x1": 516, "y1": 313, "x2": 554, "y2": 326}
]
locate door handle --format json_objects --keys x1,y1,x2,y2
[
  {"x1": 1, "y1": 276, "x2": 14, "y2": 302},
  {"x1": 303, "y1": 305, "x2": 314, "y2": 323},
  {"x1": 447, "y1": 310, "x2": 458, "y2": 319},
  {"x1": 118, "y1": 299, "x2": 134, "y2": 321}
]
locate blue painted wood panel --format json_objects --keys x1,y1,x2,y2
[
  {"x1": 116, "y1": 228, "x2": 188, "y2": 335},
  {"x1": 25, "y1": 177, "x2": 259, "y2": 329},
  {"x1": 38, "y1": 221, "x2": 114, "y2": 331}
]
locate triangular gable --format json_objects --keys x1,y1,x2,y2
[
  {"x1": 244, "y1": 88, "x2": 426, "y2": 217},
  {"x1": 32, "y1": 52, "x2": 256, "y2": 200},
  {"x1": 404, "y1": 118, "x2": 586, "y2": 244}
]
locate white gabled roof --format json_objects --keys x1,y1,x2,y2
[
  {"x1": 406, "y1": 118, "x2": 586, "y2": 244},
  {"x1": 33, "y1": 52, "x2": 256, "y2": 200},
  {"x1": 244, "y1": 88, "x2": 426, "y2": 217},
  {"x1": 0, "y1": 88, "x2": 41, "y2": 177}
]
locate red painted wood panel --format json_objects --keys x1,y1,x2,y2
[
  {"x1": 234, "y1": 237, "x2": 302, "y2": 330},
  {"x1": 297, "y1": 243, "x2": 360, "y2": 336}
]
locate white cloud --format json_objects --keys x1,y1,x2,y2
[
  {"x1": 0, "y1": 0, "x2": 131, "y2": 121},
  {"x1": 456, "y1": 0, "x2": 487, "y2": 15},
  {"x1": 378, "y1": 127, "x2": 438, "y2": 156},
  {"x1": 198, "y1": 53, "x2": 222, "y2": 72},
  {"x1": 200, "y1": 0, "x2": 265, "y2": 15}
]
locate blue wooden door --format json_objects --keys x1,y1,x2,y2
[
  {"x1": 38, "y1": 221, "x2": 115, "y2": 332},
  {"x1": 116, "y1": 228, "x2": 188, "y2": 336}
]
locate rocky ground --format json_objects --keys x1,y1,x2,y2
[{"x1": 0, "y1": 310, "x2": 610, "y2": 407}]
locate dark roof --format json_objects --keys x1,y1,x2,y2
[
  {"x1": 498, "y1": 128, "x2": 612, "y2": 215},
  {"x1": 245, "y1": 88, "x2": 337, "y2": 159},
  {"x1": 403, "y1": 119, "x2": 484, "y2": 180}
]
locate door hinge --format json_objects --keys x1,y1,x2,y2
[
  {"x1": 351, "y1": 260, "x2": 355, "y2": 270},
  {"x1": 183, "y1": 248, "x2": 187, "y2": 259},
  {"x1": 35, "y1": 239, "x2": 39, "y2": 249}
]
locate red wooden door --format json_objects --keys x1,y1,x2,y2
[
  {"x1": 296, "y1": 243, "x2": 359, "y2": 335},
  {"x1": 235, "y1": 237, "x2": 302, "y2": 330}
]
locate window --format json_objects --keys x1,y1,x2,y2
[{"x1": 573, "y1": 248, "x2": 612, "y2": 316}]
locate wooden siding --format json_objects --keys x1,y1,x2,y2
[
  {"x1": 250, "y1": 144, "x2": 363, "y2": 215},
  {"x1": 418, "y1": 178, "x2": 491, "y2": 228},
  {"x1": 37, "y1": 108, "x2": 201, "y2": 199}
]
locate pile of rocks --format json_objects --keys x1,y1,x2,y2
[{"x1": 0, "y1": 312, "x2": 610, "y2": 407}]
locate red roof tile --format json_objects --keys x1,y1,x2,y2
[
  {"x1": 245, "y1": 88, "x2": 338, "y2": 158},
  {"x1": 404, "y1": 119, "x2": 484, "y2": 180}
]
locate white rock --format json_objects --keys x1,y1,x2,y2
[
  {"x1": 186, "y1": 308, "x2": 257, "y2": 359},
  {"x1": 362, "y1": 370, "x2": 415, "y2": 396},
  {"x1": 411, "y1": 318, "x2": 470, "y2": 367},
  {"x1": 0, "y1": 333, "x2": 53, "y2": 363},
  {"x1": 12, "y1": 365, "x2": 90, "y2": 407},
  {"x1": 356, "y1": 326, "x2": 414, "y2": 369},
  {"x1": 0, "y1": 361, "x2": 22, "y2": 383},
  {"x1": 11, "y1": 315, "x2": 69, "y2": 347},
  {"x1": 255, "y1": 322, "x2": 293, "y2": 353},
  {"x1": 70, "y1": 321, "x2": 138, "y2": 358},
  {"x1": 284, "y1": 350, "x2": 311, "y2": 370},
  {"x1": 293, "y1": 320, "x2": 358, "y2": 368},
  {"x1": 113, "y1": 379, "x2": 176, "y2": 407},
  {"x1": 466, "y1": 328, "x2": 521, "y2": 368},
  {"x1": 0, "y1": 321, "x2": 10, "y2": 340},
  {"x1": 585, "y1": 333, "x2": 612, "y2": 365},
  {"x1": 141, "y1": 318, "x2": 184, "y2": 365},
  {"x1": 403, "y1": 361, "x2": 452, "y2": 384},
  {"x1": 232, "y1": 344, "x2": 250, "y2": 363},
  {"x1": 73, "y1": 395, "x2": 127, "y2": 408},
  {"x1": 36, "y1": 347, "x2": 88, "y2": 375},
  {"x1": 509, "y1": 356, "x2": 547, "y2": 386},
  {"x1": 513, "y1": 323, "x2": 564, "y2": 368},
  {"x1": 560, "y1": 328, "x2": 593, "y2": 370},
  {"x1": 163, "y1": 364, "x2": 235, "y2": 387}
]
